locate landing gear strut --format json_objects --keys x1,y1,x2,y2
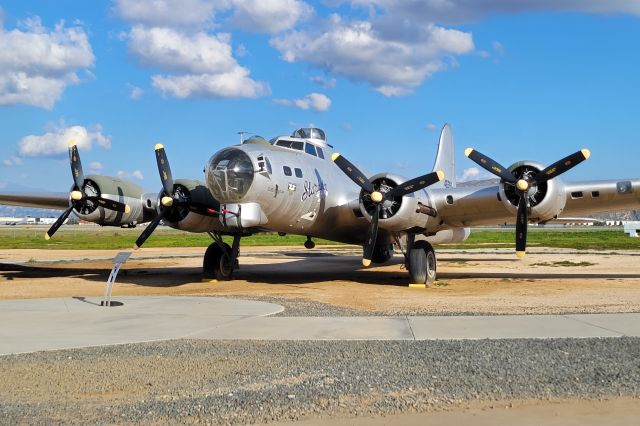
[
  {"x1": 204, "y1": 232, "x2": 240, "y2": 280},
  {"x1": 404, "y1": 235, "x2": 437, "y2": 285}
]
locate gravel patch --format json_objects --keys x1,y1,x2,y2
[{"x1": 1, "y1": 338, "x2": 639, "y2": 424}]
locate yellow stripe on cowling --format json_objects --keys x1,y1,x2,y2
[
  {"x1": 331, "y1": 152, "x2": 341, "y2": 162},
  {"x1": 464, "y1": 148, "x2": 474, "y2": 157},
  {"x1": 154, "y1": 143, "x2": 164, "y2": 151}
]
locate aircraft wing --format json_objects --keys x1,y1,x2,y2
[
  {"x1": 432, "y1": 178, "x2": 639, "y2": 228},
  {"x1": 0, "y1": 192, "x2": 70, "y2": 210}
]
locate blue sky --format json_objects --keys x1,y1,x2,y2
[{"x1": 0, "y1": 0, "x2": 639, "y2": 193}]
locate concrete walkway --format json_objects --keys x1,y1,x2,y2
[{"x1": 1, "y1": 297, "x2": 639, "y2": 355}]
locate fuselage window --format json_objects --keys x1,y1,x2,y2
[
  {"x1": 294, "y1": 168, "x2": 303, "y2": 178},
  {"x1": 305, "y1": 143, "x2": 317, "y2": 156},
  {"x1": 276, "y1": 140, "x2": 304, "y2": 151},
  {"x1": 283, "y1": 166, "x2": 292, "y2": 176},
  {"x1": 316, "y1": 147, "x2": 325, "y2": 159}
]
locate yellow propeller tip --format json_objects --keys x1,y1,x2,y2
[
  {"x1": 154, "y1": 143, "x2": 164, "y2": 151},
  {"x1": 581, "y1": 148, "x2": 591, "y2": 160},
  {"x1": 516, "y1": 251, "x2": 526, "y2": 258},
  {"x1": 133, "y1": 244, "x2": 140, "y2": 250},
  {"x1": 362, "y1": 258, "x2": 371, "y2": 267},
  {"x1": 44, "y1": 234, "x2": 51, "y2": 240},
  {"x1": 436, "y1": 170, "x2": 445, "y2": 181},
  {"x1": 331, "y1": 152, "x2": 341, "y2": 162},
  {"x1": 464, "y1": 148, "x2": 474, "y2": 157},
  {"x1": 125, "y1": 205, "x2": 131, "y2": 214},
  {"x1": 67, "y1": 140, "x2": 76, "y2": 148}
]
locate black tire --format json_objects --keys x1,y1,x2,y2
[
  {"x1": 408, "y1": 240, "x2": 436, "y2": 285},
  {"x1": 203, "y1": 242, "x2": 235, "y2": 280}
]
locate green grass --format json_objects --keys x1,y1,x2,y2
[{"x1": 0, "y1": 226, "x2": 637, "y2": 250}]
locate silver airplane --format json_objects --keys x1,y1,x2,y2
[{"x1": 1, "y1": 125, "x2": 638, "y2": 284}]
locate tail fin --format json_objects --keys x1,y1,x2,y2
[{"x1": 431, "y1": 123, "x2": 456, "y2": 189}]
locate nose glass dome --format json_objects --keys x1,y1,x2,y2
[{"x1": 207, "y1": 148, "x2": 254, "y2": 203}]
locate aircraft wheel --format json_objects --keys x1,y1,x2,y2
[
  {"x1": 408, "y1": 241, "x2": 436, "y2": 285},
  {"x1": 203, "y1": 242, "x2": 235, "y2": 280}
]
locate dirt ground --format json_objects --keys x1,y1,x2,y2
[{"x1": 1, "y1": 246, "x2": 639, "y2": 314}]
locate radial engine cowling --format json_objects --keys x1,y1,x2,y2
[
  {"x1": 498, "y1": 161, "x2": 567, "y2": 222},
  {"x1": 73, "y1": 175, "x2": 146, "y2": 226},
  {"x1": 159, "y1": 179, "x2": 220, "y2": 232},
  {"x1": 359, "y1": 173, "x2": 438, "y2": 232}
]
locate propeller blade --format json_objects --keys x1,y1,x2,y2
[
  {"x1": 464, "y1": 148, "x2": 517, "y2": 183},
  {"x1": 133, "y1": 212, "x2": 164, "y2": 249},
  {"x1": 88, "y1": 196, "x2": 130, "y2": 214},
  {"x1": 155, "y1": 144, "x2": 174, "y2": 197},
  {"x1": 515, "y1": 195, "x2": 528, "y2": 258},
  {"x1": 45, "y1": 206, "x2": 74, "y2": 240},
  {"x1": 534, "y1": 149, "x2": 590, "y2": 184},
  {"x1": 69, "y1": 143, "x2": 84, "y2": 190},
  {"x1": 385, "y1": 170, "x2": 444, "y2": 199},
  {"x1": 362, "y1": 204, "x2": 380, "y2": 267},
  {"x1": 331, "y1": 153, "x2": 374, "y2": 193}
]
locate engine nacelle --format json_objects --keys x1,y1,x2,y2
[
  {"x1": 159, "y1": 179, "x2": 220, "y2": 232},
  {"x1": 359, "y1": 173, "x2": 438, "y2": 232},
  {"x1": 74, "y1": 175, "x2": 146, "y2": 226},
  {"x1": 498, "y1": 161, "x2": 567, "y2": 222},
  {"x1": 423, "y1": 228, "x2": 471, "y2": 245}
]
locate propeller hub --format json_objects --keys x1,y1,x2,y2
[
  {"x1": 161, "y1": 196, "x2": 174, "y2": 207},
  {"x1": 516, "y1": 179, "x2": 529, "y2": 192},
  {"x1": 370, "y1": 191, "x2": 383, "y2": 203},
  {"x1": 70, "y1": 190, "x2": 83, "y2": 201}
]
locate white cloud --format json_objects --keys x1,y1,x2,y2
[
  {"x1": 347, "y1": 0, "x2": 640, "y2": 24},
  {"x1": 271, "y1": 15, "x2": 473, "y2": 96},
  {"x1": 17, "y1": 125, "x2": 111, "y2": 157},
  {"x1": 274, "y1": 92, "x2": 332, "y2": 112},
  {"x1": 2, "y1": 156, "x2": 23, "y2": 167},
  {"x1": 0, "y1": 16, "x2": 94, "y2": 109},
  {"x1": 117, "y1": 170, "x2": 144, "y2": 180},
  {"x1": 114, "y1": 0, "x2": 222, "y2": 28},
  {"x1": 310, "y1": 76, "x2": 336, "y2": 88},
  {"x1": 123, "y1": 25, "x2": 269, "y2": 99},
  {"x1": 127, "y1": 26, "x2": 237, "y2": 74},
  {"x1": 230, "y1": 0, "x2": 313, "y2": 34},
  {"x1": 426, "y1": 123, "x2": 437, "y2": 131},
  {"x1": 459, "y1": 166, "x2": 493, "y2": 181},
  {"x1": 153, "y1": 68, "x2": 269, "y2": 98},
  {"x1": 128, "y1": 83, "x2": 143, "y2": 100},
  {"x1": 88, "y1": 161, "x2": 103, "y2": 171}
]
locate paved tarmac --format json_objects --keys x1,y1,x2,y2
[{"x1": 1, "y1": 296, "x2": 639, "y2": 355}]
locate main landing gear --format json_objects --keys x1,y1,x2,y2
[
  {"x1": 204, "y1": 232, "x2": 241, "y2": 280},
  {"x1": 402, "y1": 234, "x2": 437, "y2": 285}
]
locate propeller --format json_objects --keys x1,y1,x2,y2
[
  {"x1": 134, "y1": 144, "x2": 218, "y2": 249},
  {"x1": 45, "y1": 142, "x2": 130, "y2": 240},
  {"x1": 464, "y1": 147, "x2": 591, "y2": 257},
  {"x1": 332, "y1": 152, "x2": 444, "y2": 266}
]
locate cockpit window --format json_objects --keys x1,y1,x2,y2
[
  {"x1": 276, "y1": 139, "x2": 304, "y2": 150},
  {"x1": 291, "y1": 128, "x2": 326, "y2": 141},
  {"x1": 316, "y1": 147, "x2": 325, "y2": 159},
  {"x1": 311, "y1": 128, "x2": 325, "y2": 140},
  {"x1": 304, "y1": 143, "x2": 317, "y2": 156}
]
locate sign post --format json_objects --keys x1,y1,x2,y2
[{"x1": 102, "y1": 252, "x2": 131, "y2": 307}]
